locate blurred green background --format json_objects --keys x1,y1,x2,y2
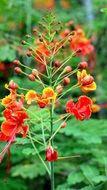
[{"x1": 0, "y1": 0, "x2": 107, "y2": 190}]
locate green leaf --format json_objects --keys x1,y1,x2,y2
[
  {"x1": 93, "y1": 175, "x2": 107, "y2": 183},
  {"x1": 11, "y1": 163, "x2": 46, "y2": 179},
  {"x1": 80, "y1": 164, "x2": 99, "y2": 184},
  {"x1": 22, "y1": 147, "x2": 36, "y2": 156},
  {"x1": 0, "y1": 45, "x2": 16, "y2": 61},
  {"x1": 67, "y1": 172, "x2": 84, "y2": 185}
]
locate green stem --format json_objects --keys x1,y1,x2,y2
[
  {"x1": 50, "y1": 102, "x2": 54, "y2": 190},
  {"x1": 28, "y1": 131, "x2": 50, "y2": 176},
  {"x1": 49, "y1": 53, "x2": 55, "y2": 190}
]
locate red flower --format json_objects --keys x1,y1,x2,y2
[
  {"x1": 70, "y1": 28, "x2": 94, "y2": 56},
  {"x1": 46, "y1": 146, "x2": 58, "y2": 161},
  {"x1": 66, "y1": 96, "x2": 92, "y2": 120},
  {"x1": 1, "y1": 109, "x2": 29, "y2": 138}
]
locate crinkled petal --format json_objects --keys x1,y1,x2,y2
[
  {"x1": 1, "y1": 121, "x2": 16, "y2": 136},
  {"x1": 0, "y1": 132, "x2": 10, "y2": 141},
  {"x1": 76, "y1": 96, "x2": 92, "y2": 109},
  {"x1": 73, "y1": 107, "x2": 84, "y2": 120},
  {"x1": 66, "y1": 100, "x2": 75, "y2": 114},
  {"x1": 81, "y1": 82, "x2": 96, "y2": 93},
  {"x1": 3, "y1": 109, "x2": 12, "y2": 119}
]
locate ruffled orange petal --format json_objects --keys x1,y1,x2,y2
[
  {"x1": 25, "y1": 90, "x2": 38, "y2": 104},
  {"x1": 81, "y1": 82, "x2": 96, "y2": 93}
]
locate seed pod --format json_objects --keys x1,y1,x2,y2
[
  {"x1": 82, "y1": 76, "x2": 94, "y2": 85},
  {"x1": 78, "y1": 61, "x2": 88, "y2": 69},
  {"x1": 63, "y1": 77, "x2": 70, "y2": 86},
  {"x1": 14, "y1": 67, "x2": 22, "y2": 74},
  {"x1": 56, "y1": 85, "x2": 63, "y2": 94},
  {"x1": 28, "y1": 74, "x2": 36, "y2": 81},
  {"x1": 13, "y1": 60, "x2": 20, "y2": 66},
  {"x1": 64, "y1": 66, "x2": 72, "y2": 73}
]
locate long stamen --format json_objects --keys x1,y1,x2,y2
[{"x1": 0, "y1": 128, "x2": 16, "y2": 163}]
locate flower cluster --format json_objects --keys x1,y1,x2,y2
[
  {"x1": 70, "y1": 28, "x2": 94, "y2": 56},
  {"x1": 25, "y1": 87, "x2": 57, "y2": 108},
  {"x1": 0, "y1": 81, "x2": 29, "y2": 162},
  {"x1": 0, "y1": 14, "x2": 97, "y2": 177}
]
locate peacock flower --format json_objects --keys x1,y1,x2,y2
[
  {"x1": 42, "y1": 87, "x2": 57, "y2": 100},
  {"x1": 77, "y1": 69, "x2": 96, "y2": 93},
  {"x1": 1, "y1": 109, "x2": 29, "y2": 138},
  {"x1": 70, "y1": 28, "x2": 94, "y2": 56},
  {"x1": 66, "y1": 96, "x2": 92, "y2": 120},
  {"x1": 25, "y1": 90, "x2": 39, "y2": 105}
]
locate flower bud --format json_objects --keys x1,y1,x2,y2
[
  {"x1": 82, "y1": 75, "x2": 94, "y2": 85},
  {"x1": 13, "y1": 60, "x2": 20, "y2": 66},
  {"x1": 39, "y1": 37, "x2": 43, "y2": 42},
  {"x1": 67, "y1": 20, "x2": 74, "y2": 26},
  {"x1": 60, "y1": 121, "x2": 67, "y2": 128},
  {"x1": 54, "y1": 61, "x2": 61, "y2": 68},
  {"x1": 63, "y1": 77, "x2": 70, "y2": 86},
  {"x1": 14, "y1": 67, "x2": 22, "y2": 74},
  {"x1": 64, "y1": 66, "x2": 72, "y2": 73},
  {"x1": 32, "y1": 28, "x2": 38, "y2": 34},
  {"x1": 32, "y1": 69, "x2": 38, "y2": 77},
  {"x1": 28, "y1": 74, "x2": 36, "y2": 81},
  {"x1": 46, "y1": 146, "x2": 58, "y2": 161},
  {"x1": 56, "y1": 85, "x2": 63, "y2": 94},
  {"x1": 25, "y1": 34, "x2": 31, "y2": 38},
  {"x1": 62, "y1": 45, "x2": 65, "y2": 49},
  {"x1": 26, "y1": 51, "x2": 32, "y2": 57},
  {"x1": 78, "y1": 61, "x2": 88, "y2": 69},
  {"x1": 8, "y1": 80, "x2": 18, "y2": 90},
  {"x1": 28, "y1": 47, "x2": 33, "y2": 51},
  {"x1": 21, "y1": 40, "x2": 26, "y2": 45}
]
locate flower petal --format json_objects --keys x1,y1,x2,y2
[
  {"x1": 66, "y1": 100, "x2": 75, "y2": 114},
  {"x1": 81, "y1": 82, "x2": 96, "y2": 93},
  {"x1": 1, "y1": 121, "x2": 16, "y2": 136}
]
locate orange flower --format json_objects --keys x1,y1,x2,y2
[
  {"x1": 1, "y1": 95, "x2": 12, "y2": 106},
  {"x1": 77, "y1": 70, "x2": 96, "y2": 93},
  {"x1": 70, "y1": 28, "x2": 94, "y2": 56},
  {"x1": 42, "y1": 87, "x2": 56, "y2": 99},
  {"x1": 1, "y1": 82, "x2": 17, "y2": 106},
  {"x1": 25, "y1": 90, "x2": 38, "y2": 105}
]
